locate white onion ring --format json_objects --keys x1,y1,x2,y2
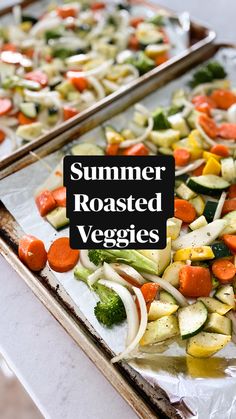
[
  {"x1": 103, "y1": 262, "x2": 132, "y2": 289},
  {"x1": 111, "y1": 287, "x2": 148, "y2": 363},
  {"x1": 0, "y1": 125, "x2": 17, "y2": 152},
  {"x1": 30, "y1": 17, "x2": 62, "y2": 37},
  {"x1": 87, "y1": 267, "x2": 104, "y2": 287},
  {"x1": 142, "y1": 273, "x2": 189, "y2": 307},
  {"x1": 111, "y1": 263, "x2": 146, "y2": 285},
  {"x1": 80, "y1": 250, "x2": 98, "y2": 271},
  {"x1": 67, "y1": 60, "x2": 113, "y2": 79},
  {"x1": 175, "y1": 158, "x2": 205, "y2": 176},
  {"x1": 88, "y1": 76, "x2": 105, "y2": 100},
  {"x1": 98, "y1": 280, "x2": 139, "y2": 346},
  {"x1": 213, "y1": 191, "x2": 227, "y2": 221},
  {"x1": 195, "y1": 121, "x2": 216, "y2": 147},
  {"x1": 119, "y1": 105, "x2": 153, "y2": 148}
]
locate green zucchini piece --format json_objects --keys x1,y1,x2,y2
[
  {"x1": 175, "y1": 183, "x2": 196, "y2": 200},
  {"x1": 211, "y1": 242, "x2": 232, "y2": 259},
  {"x1": 204, "y1": 313, "x2": 232, "y2": 335},
  {"x1": 187, "y1": 175, "x2": 230, "y2": 196},
  {"x1": 46, "y1": 207, "x2": 69, "y2": 230},
  {"x1": 159, "y1": 290, "x2": 177, "y2": 305},
  {"x1": 71, "y1": 143, "x2": 104, "y2": 156},
  {"x1": 19, "y1": 102, "x2": 37, "y2": 119},
  {"x1": 215, "y1": 285, "x2": 235, "y2": 308},
  {"x1": 178, "y1": 301, "x2": 208, "y2": 339},
  {"x1": 203, "y1": 201, "x2": 218, "y2": 222},
  {"x1": 198, "y1": 297, "x2": 232, "y2": 315}
]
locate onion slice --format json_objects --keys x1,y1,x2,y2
[
  {"x1": 119, "y1": 104, "x2": 153, "y2": 148},
  {"x1": 88, "y1": 76, "x2": 105, "y2": 100},
  {"x1": 175, "y1": 158, "x2": 205, "y2": 176},
  {"x1": 103, "y1": 262, "x2": 132, "y2": 289},
  {"x1": 195, "y1": 121, "x2": 216, "y2": 147},
  {"x1": 111, "y1": 263, "x2": 146, "y2": 285},
  {"x1": 88, "y1": 267, "x2": 104, "y2": 287},
  {"x1": 98, "y1": 280, "x2": 139, "y2": 345},
  {"x1": 111, "y1": 287, "x2": 148, "y2": 363},
  {"x1": 142, "y1": 273, "x2": 189, "y2": 307},
  {"x1": 213, "y1": 191, "x2": 227, "y2": 221},
  {"x1": 66, "y1": 60, "x2": 113, "y2": 79},
  {"x1": 80, "y1": 250, "x2": 98, "y2": 271}
]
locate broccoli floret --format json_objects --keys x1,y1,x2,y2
[
  {"x1": 94, "y1": 283, "x2": 126, "y2": 327},
  {"x1": 152, "y1": 108, "x2": 171, "y2": 130},
  {"x1": 74, "y1": 262, "x2": 126, "y2": 328},
  {"x1": 126, "y1": 52, "x2": 155, "y2": 75},
  {"x1": 189, "y1": 61, "x2": 227, "y2": 87},
  {"x1": 149, "y1": 14, "x2": 165, "y2": 26},
  {"x1": 88, "y1": 249, "x2": 157, "y2": 274}
]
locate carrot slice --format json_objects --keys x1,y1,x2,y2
[
  {"x1": 128, "y1": 34, "x2": 140, "y2": 51},
  {"x1": 47, "y1": 237, "x2": 79, "y2": 272},
  {"x1": 179, "y1": 265, "x2": 212, "y2": 298},
  {"x1": 106, "y1": 143, "x2": 119, "y2": 156},
  {"x1": 222, "y1": 235, "x2": 236, "y2": 253},
  {"x1": 18, "y1": 234, "x2": 47, "y2": 271},
  {"x1": 18, "y1": 112, "x2": 36, "y2": 125},
  {"x1": 228, "y1": 184, "x2": 236, "y2": 199},
  {"x1": 70, "y1": 76, "x2": 88, "y2": 92},
  {"x1": 192, "y1": 95, "x2": 216, "y2": 108},
  {"x1": 91, "y1": 2, "x2": 106, "y2": 10},
  {"x1": 192, "y1": 162, "x2": 205, "y2": 176},
  {"x1": 63, "y1": 106, "x2": 78, "y2": 121},
  {"x1": 174, "y1": 148, "x2": 191, "y2": 166},
  {"x1": 56, "y1": 6, "x2": 77, "y2": 18},
  {"x1": 222, "y1": 199, "x2": 236, "y2": 216},
  {"x1": 0, "y1": 130, "x2": 6, "y2": 144},
  {"x1": 140, "y1": 283, "x2": 159, "y2": 312},
  {"x1": 0, "y1": 98, "x2": 12, "y2": 116},
  {"x1": 130, "y1": 17, "x2": 144, "y2": 28},
  {"x1": 210, "y1": 89, "x2": 236, "y2": 110},
  {"x1": 217, "y1": 123, "x2": 236, "y2": 139},
  {"x1": 212, "y1": 259, "x2": 236, "y2": 283},
  {"x1": 35, "y1": 190, "x2": 57, "y2": 217},
  {"x1": 52, "y1": 186, "x2": 66, "y2": 207},
  {"x1": 25, "y1": 70, "x2": 48, "y2": 87},
  {"x1": 198, "y1": 114, "x2": 217, "y2": 138},
  {"x1": 1, "y1": 43, "x2": 18, "y2": 52},
  {"x1": 210, "y1": 144, "x2": 230, "y2": 157},
  {"x1": 122, "y1": 143, "x2": 149, "y2": 156},
  {"x1": 174, "y1": 199, "x2": 196, "y2": 223},
  {"x1": 195, "y1": 102, "x2": 212, "y2": 116},
  {"x1": 155, "y1": 53, "x2": 169, "y2": 66}
]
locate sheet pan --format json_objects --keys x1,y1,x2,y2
[
  {"x1": 0, "y1": 0, "x2": 215, "y2": 170},
  {"x1": 1, "y1": 44, "x2": 236, "y2": 418}
]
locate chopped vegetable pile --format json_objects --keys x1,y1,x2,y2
[
  {"x1": 0, "y1": 0, "x2": 175, "y2": 158},
  {"x1": 21, "y1": 58, "x2": 236, "y2": 363}
]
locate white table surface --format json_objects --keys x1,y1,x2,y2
[{"x1": 0, "y1": 1, "x2": 235, "y2": 419}]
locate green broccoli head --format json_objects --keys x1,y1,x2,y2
[
  {"x1": 152, "y1": 107, "x2": 171, "y2": 130},
  {"x1": 126, "y1": 52, "x2": 155, "y2": 75},
  {"x1": 93, "y1": 283, "x2": 126, "y2": 327},
  {"x1": 189, "y1": 61, "x2": 227, "y2": 88},
  {"x1": 88, "y1": 249, "x2": 157, "y2": 274}
]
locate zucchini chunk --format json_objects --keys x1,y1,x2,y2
[
  {"x1": 215, "y1": 285, "x2": 235, "y2": 308},
  {"x1": 198, "y1": 297, "x2": 232, "y2": 315},
  {"x1": 204, "y1": 313, "x2": 232, "y2": 335},
  {"x1": 178, "y1": 301, "x2": 208, "y2": 339},
  {"x1": 140, "y1": 315, "x2": 179, "y2": 346},
  {"x1": 187, "y1": 175, "x2": 229, "y2": 196},
  {"x1": 148, "y1": 301, "x2": 178, "y2": 321},
  {"x1": 71, "y1": 143, "x2": 104, "y2": 156}
]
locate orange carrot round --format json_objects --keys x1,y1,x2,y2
[
  {"x1": 18, "y1": 234, "x2": 47, "y2": 271},
  {"x1": 56, "y1": 6, "x2": 77, "y2": 18},
  {"x1": 25, "y1": 70, "x2": 48, "y2": 87},
  {"x1": 222, "y1": 235, "x2": 236, "y2": 254},
  {"x1": 35, "y1": 190, "x2": 57, "y2": 217},
  {"x1": 106, "y1": 143, "x2": 119, "y2": 156},
  {"x1": 63, "y1": 106, "x2": 78, "y2": 121},
  {"x1": 210, "y1": 89, "x2": 236, "y2": 110},
  {"x1": 0, "y1": 130, "x2": 6, "y2": 144},
  {"x1": 52, "y1": 186, "x2": 66, "y2": 207},
  {"x1": 174, "y1": 148, "x2": 191, "y2": 166},
  {"x1": 140, "y1": 283, "x2": 159, "y2": 312},
  {"x1": 128, "y1": 34, "x2": 139, "y2": 51},
  {"x1": 192, "y1": 95, "x2": 216, "y2": 108},
  {"x1": 210, "y1": 144, "x2": 230, "y2": 157},
  {"x1": 70, "y1": 77, "x2": 88, "y2": 92},
  {"x1": 192, "y1": 162, "x2": 205, "y2": 176},
  {"x1": 122, "y1": 143, "x2": 149, "y2": 156},
  {"x1": 130, "y1": 17, "x2": 144, "y2": 28},
  {"x1": 228, "y1": 184, "x2": 236, "y2": 199},
  {"x1": 174, "y1": 199, "x2": 196, "y2": 223},
  {"x1": 179, "y1": 265, "x2": 212, "y2": 297},
  {"x1": 18, "y1": 112, "x2": 36, "y2": 125},
  {"x1": 212, "y1": 259, "x2": 236, "y2": 283},
  {"x1": 155, "y1": 53, "x2": 169, "y2": 66},
  {"x1": 199, "y1": 114, "x2": 217, "y2": 138},
  {"x1": 217, "y1": 123, "x2": 236, "y2": 139},
  {"x1": 222, "y1": 199, "x2": 236, "y2": 216},
  {"x1": 47, "y1": 237, "x2": 79, "y2": 273}
]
